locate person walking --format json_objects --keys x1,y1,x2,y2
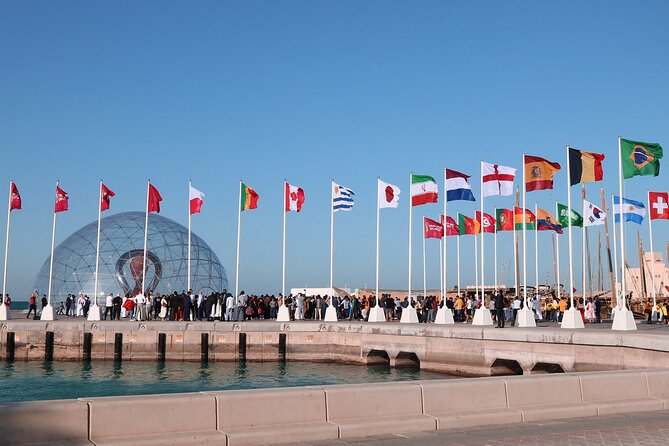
[{"x1": 27, "y1": 292, "x2": 38, "y2": 319}]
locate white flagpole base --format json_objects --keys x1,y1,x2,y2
[
  {"x1": 276, "y1": 305, "x2": 291, "y2": 322},
  {"x1": 324, "y1": 305, "x2": 338, "y2": 322},
  {"x1": 560, "y1": 307, "x2": 585, "y2": 329},
  {"x1": 434, "y1": 306, "x2": 454, "y2": 325},
  {"x1": 611, "y1": 307, "x2": 637, "y2": 331},
  {"x1": 87, "y1": 303, "x2": 101, "y2": 321},
  {"x1": 400, "y1": 306, "x2": 419, "y2": 323},
  {"x1": 367, "y1": 305, "x2": 386, "y2": 322},
  {"x1": 40, "y1": 304, "x2": 55, "y2": 321},
  {"x1": 0, "y1": 304, "x2": 10, "y2": 321},
  {"x1": 516, "y1": 307, "x2": 536, "y2": 327},
  {"x1": 472, "y1": 307, "x2": 494, "y2": 326}
]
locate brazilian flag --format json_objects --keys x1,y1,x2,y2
[{"x1": 621, "y1": 138, "x2": 663, "y2": 179}]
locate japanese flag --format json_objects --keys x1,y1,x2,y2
[{"x1": 378, "y1": 179, "x2": 400, "y2": 209}]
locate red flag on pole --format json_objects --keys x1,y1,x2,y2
[
  {"x1": 649, "y1": 192, "x2": 669, "y2": 220},
  {"x1": 423, "y1": 217, "x2": 444, "y2": 239},
  {"x1": 10, "y1": 182, "x2": 21, "y2": 211},
  {"x1": 441, "y1": 215, "x2": 459, "y2": 236},
  {"x1": 100, "y1": 183, "x2": 115, "y2": 212},
  {"x1": 54, "y1": 186, "x2": 69, "y2": 213},
  {"x1": 475, "y1": 211, "x2": 496, "y2": 233},
  {"x1": 148, "y1": 184, "x2": 162, "y2": 213}
]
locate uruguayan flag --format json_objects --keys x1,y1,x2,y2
[
  {"x1": 333, "y1": 183, "x2": 355, "y2": 212},
  {"x1": 613, "y1": 196, "x2": 645, "y2": 225}
]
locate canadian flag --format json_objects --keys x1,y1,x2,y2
[
  {"x1": 285, "y1": 183, "x2": 305, "y2": 212},
  {"x1": 649, "y1": 192, "x2": 669, "y2": 220},
  {"x1": 189, "y1": 185, "x2": 205, "y2": 215}
]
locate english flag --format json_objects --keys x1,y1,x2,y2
[
  {"x1": 423, "y1": 217, "x2": 444, "y2": 239},
  {"x1": 378, "y1": 179, "x2": 400, "y2": 209},
  {"x1": 54, "y1": 186, "x2": 69, "y2": 213},
  {"x1": 475, "y1": 211, "x2": 496, "y2": 233},
  {"x1": 148, "y1": 184, "x2": 162, "y2": 213},
  {"x1": 189, "y1": 185, "x2": 205, "y2": 215},
  {"x1": 100, "y1": 183, "x2": 115, "y2": 212},
  {"x1": 285, "y1": 183, "x2": 305, "y2": 212},
  {"x1": 481, "y1": 162, "x2": 516, "y2": 197},
  {"x1": 10, "y1": 182, "x2": 21, "y2": 211},
  {"x1": 649, "y1": 192, "x2": 669, "y2": 220}
]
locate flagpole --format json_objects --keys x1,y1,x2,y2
[
  {"x1": 443, "y1": 167, "x2": 447, "y2": 303},
  {"x1": 535, "y1": 202, "x2": 539, "y2": 304},
  {"x1": 188, "y1": 180, "x2": 192, "y2": 292},
  {"x1": 375, "y1": 178, "x2": 380, "y2": 305},
  {"x1": 330, "y1": 179, "x2": 334, "y2": 296},
  {"x1": 282, "y1": 180, "x2": 287, "y2": 300},
  {"x1": 513, "y1": 218, "x2": 518, "y2": 298},
  {"x1": 582, "y1": 185, "x2": 587, "y2": 310},
  {"x1": 142, "y1": 180, "x2": 150, "y2": 297},
  {"x1": 494, "y1": 207, "x2": 498, "y2": 289},
  {"x1": 439, "y1": 234, "x2": 443, "y2": 301},
  {"x1": 522, "y1": 153, "x2": 527, "y2": 307},
  {"x1": 567, "y1": 147, "x2": 575, "y2": 310},
  {"x1": 602, "y1": 188, "x2": 616, "y2": 306},
  {"x1": 423, "y1": 217, "x2": 427, "y2": 299},
  {"x1": 457, "y1": 232, "x2": 461, "y2": 297},
  {"x1": 89, "y1": 180, "x2": 103, "y2": 320},
  {"x1": 408, "y1": 172, "x2": 412, "y2": 306},
  {"x1": 648, "y1": 190, "x2": 657, "y2": 309},
  {"x1": 235, "y1": 180, "x2": 242, "y2": 299},
  {"x1": 44, "y1": 180, "x2": 60, "y2": 320},
  {"x1": 0, "y1": 181, "x2": 12, "y2": 319},
  {"x1": 475, "y1": 228, "x2": 479, "y2": 302},
  {"x1": 555, "y1": 201, "x2": 561, "y2": 299},
  {"x1": 612, "y1": 194, "x2": 620, "y2": 308},
  {"x1": 480, "y1": 160, "x2": 485, "y2": 307}
]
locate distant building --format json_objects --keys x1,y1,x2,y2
[{"x1": 624, "y1": 252, "x2": 669, "y2": 300}]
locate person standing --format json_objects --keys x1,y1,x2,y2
[
  {"x1": 103, "y1": 294, "x2": 113, "y2": 320},
  {"x1": 135, "y1": 291, "x2": 146, "y2": 321},
  {"x1": 159, "y1": 294, "x2": 168, "y2": 321},
  {"x1": 594, "y1": 297, "x2": 602, "y2": 323},
  {"x1": 112, "y1": 294, "x2": 122, "y2": 320},
  {"x1": 495, "y1": 290, "x2": 505, "y2": 328},
  {"x1": 511, "y1": 296, "x2": 521, "y2": 326},
  {"x1": 27, "y1": 292, "x2": 37, "y2": 319},
  {"x1": 225, "y1": 293, "x2": 235, "y2": 321}
]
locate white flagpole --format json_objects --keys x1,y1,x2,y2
[
  {"x1": 582, "y1": 188, "x2": 587, "y2": 307},
  {"x1": 44, "y1": 180, "x2": 60, "y2": 320},
  {"x1": 439, "y1": 234, "x2": 443, "y2": 301},
  {"x1": 443, "y1": 167, "x2": 448, "y2": 301},
  {"x1": 494, "y1": 207, "x2": 498, "y2": 289},
  {"x1": 142, "y1": 180, "x2": 150, "y2": 296},
  {"x1": 89, "y1": 180, "x2": 103, "y2": 320},
  {"x1": 375, "y1": 178, "x2": 380, "y2": 303},
  {"x1": 612, "y1": 193, "x2": 619, "y2": 308},
  {"x1": 514, "y1": 220, "x2": 518, "y2": 298},
  {"x1": 457, "y1": 232, "x2": 461, "y2": 297},
  {"x1": 480, "y1": 160, "x2": 485, "y2": 306},
  {"x1": 555, "y1": 202, "x2": 561, "y2": 299},
  {"x1": 188, "y1": 180, "x2": 192, "y2": 292},
  {"x1": 423, "y1": 217, "x2": 427, "y2": 298},
  {"x1": 1, "y1": 181, "x2": 12, "y2": 308},
  {"x1": 648, "y1": 190, "x2": 657, "y2": 308},
  {"x1": 282, "y1": 180, "x2": 287, "y2": 300},
  {"x1": 408, "y1": 173, "x2": 412, "y2": 305},
  {"x1": 567, "y1": 147, "x2": 575, "y2": 310},
  {"x1": 235, "y1": 180, "x2": 242, "y2": 299},
  {"x1": 535, "y1": 202, "x2": 539, "y2": 302},
  {"x1": 522, "y1": 154, "x2": 527, "y2": 307},
  {"x1": 330, "y1": 179, "x2": 334, "y2": 295},
  {"x1": 474, "y1": 228, "x2": 479, "y2": 301}
]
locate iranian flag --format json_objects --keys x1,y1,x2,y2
[
  {"x1": 189, "y1": 185, "x2": 205, "y2": 215},
  {"x1": 411, "y1": 174, "x2": 438, "y2": 206}
]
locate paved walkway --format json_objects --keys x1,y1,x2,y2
[{"x1": 290, "y1": 411, "x2": 669, "y2": 446}]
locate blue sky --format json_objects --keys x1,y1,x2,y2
[{"x1": 1, "y1": 0, "x2": 668, "y2": 299}]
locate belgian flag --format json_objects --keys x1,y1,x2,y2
[{"x1": 568, "y1": 148, "x2": 605, "y2": 186}]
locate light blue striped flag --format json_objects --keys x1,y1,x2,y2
[
  {"x1": 333, "y1": 183, "x2": 355, "y2": 212},
  {"x1": 613, "y1": 196, "x2": 645, "y2": 225}
]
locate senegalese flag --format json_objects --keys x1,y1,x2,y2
[
  {"x1": 458, "y1": 213, "x2": 480, "y2": 235},
  {"x1": 495, "y1": 208, "x2": 514, "y2": 231},
  {"x1": 240, "y1": 183, "x2": 259, "y2": 211},
  {"x1": 557, "y1": 203, "x2": 583, "y2": 228},
  {"x1": 621, "y1": 138, "x2": 663, "y2": 179},
  {"x1": 514, "y1": 206, "x2": 536, "y2": 230},
  {"x1": 568, "y1": 148, "x2": 605, "y2": 185}
]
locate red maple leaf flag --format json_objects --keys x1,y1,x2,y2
[
  {"x1": 100, "y1": 183, "x2": 115, "y2": 212},
  {"x1": 147, "y1": 184, "x2": 163, "y2": 213},
  {"x1": 649, "y1": 192, "x2": 669, "y2": 220},
  {"x1": 10, "y1": 182, "x2": 21, "y2": 211},
  {"x1": 285, "y1": 183, "x2": 305, "y2": 212},
  {"x1": 54, "y1": 186, "x2": 69, "y2": 213}
]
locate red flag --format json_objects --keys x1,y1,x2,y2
[
  {"x1": 475, "y1": 211, "x2": 496, "y2": 233},
  {"x1": 649, "y1": 192, "x2": 669, "y2": 220},
  {"x1": 10, "y1": 182, "x2": 21, "y2": 211},
  {"x1": 54, "y1": 186, "x2": 69, "y2": 213},
  {"x1": 423, "y1": 217, "x2": 444, "y2": 239},
  {"x1": 285, "y1": 183, "x2": 305, "y2": 212},
  {"x1": 100, "y1": 183, "x2": 115, "y2": 212},
  {"x1": 147, "y1": 184, "x2": 162, "y2": 213},
  {"x1": 441, "y1": 215, "x2": 459, "y2": 236}
]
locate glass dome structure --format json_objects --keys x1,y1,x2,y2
[{"x1": 34, "y1": 211, "x2": 227, "y2": 303}]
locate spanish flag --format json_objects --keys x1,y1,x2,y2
[
  {"x1": 524, "y1": 155, "x2": 561, "y2": 192},
  {"x1": 568, "y1": 148, "x2": 605, "y2": 186}
]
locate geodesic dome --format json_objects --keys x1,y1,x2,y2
[{"x1": 34, "y1": 211, "x2": 227, "y2": 303}]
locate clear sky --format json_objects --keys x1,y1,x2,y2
[{"x1": 1, "y1": 0, "x2": 668, "y2": 300}]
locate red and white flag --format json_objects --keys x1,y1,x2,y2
[
  {"x1": 189, "y1": 185, "x2": 205, "y2": 215},
  {"x1": 378, "y1": 179, "x2": 400, "y2": 209},
  {"x1": 10, "y1": 182, "x2": 21, "y2": 211},
  {"x1": 423, "y1": 217, "x2": 444, "y2": 239},
  {"x1": 476, "y1": 211, "x2": 496, "y2": 233},
  {"x1": 649, "y1": 192, "x2": 669, "y2": 220},
  {"x1": 441, "y1": 215, "x2": 459, "y2": 236},
  {"x1": 100, "y1": 183, "x2": 115, "y2": 212},
  {"x1": 54, "y1": 186, "x2": 69, "y2": 213},
  {"x1": 285, "y1": 183, "x2": 305, "y2": 212},
  {"x1": 147, "y1": 184, "x2": 162, "y2": 213},
  {"x1": 482, "y1": 162, "x2": 516, "y2": 197}
]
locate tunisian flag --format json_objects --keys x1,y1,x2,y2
[
  {"x1": 475, "y1": 211, "x2": 496, "y2": 233},
  {"x1": 148, "y1": 184, "x2": 162, "y2": 213},
  {"x1": 285, "y1": 183, "x2": 305, "y2": 212},
  {"x1": 189, "y1": 185, "x2": 205, "y2": 215},
  {"x1": 10, "y1": 182, "x2": 21, "y2": 211},
  {"x1": 423, "y1": 217, "x2": 444, "y2": 239},
  {"x1": 54, "y1": 186, "x2": 69, "y2": 213},
  {"x1": 100, "y1": 183, "x2": 115, "y2": 212}
]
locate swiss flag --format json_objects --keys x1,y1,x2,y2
[
  {"x1": 147, "y1": 184, "x2": 162, "y2": 213},
  {"x1": 10, "y1": 182, "x2": 21, "y2": 211},
  {"x1": 475, "y1": 211, "x2": 496, "y2": 233},
  {"x1": 54, "y1": 186, "x2": 69, "y2": 213},
  {"x1": 649, "y1": 192, "x2": 669, "y2": 220},
  {"x1": 285, "y1": 183, "x2": 305, "y2": 212},
  {"x1": 100, "y1": 183, "x2": 115, "y2": 212}
]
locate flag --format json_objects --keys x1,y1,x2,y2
[
  {"x1": 441, "y1": 215, "x2": 459, "y2": 236},
  {"x1": 10, "y1": 182, "x2": 21, "y2": 211},
  {"x1": 557, "y1": 203, "x2": 583, "y2": 228},
  {"x1": 621, "y1": 138, "x2": 663, "y2": 179},
  {"x1": 475, "y1": 211, "x2": 496, "y2": 233},
  {"x1": 285, "y1": 183, "x2": 305, "y2": 212},
  {"x1": 569, "y1": 148, "x2": 605, "y2": 185},
  {"x1": 148, "y1": 184, "x2": 162, "y2": 213},
  {"x1": 189, "y1": 185, "x2": 205, "y2": 215},
  {"x1": 537, "y1": 208, "x2": 563, "y2": 233},
  {"x1": 514, "y1": 206, "x2": 536, "y2": 230},
  {"x1": 54, "y1": 186, "x2": 69, "y2": 213},
  {"x1": 240, "y1": 183, "x2": 259, "y2": 211},
  {"x1": 613, "y1": 196, "x2": 645, "y2": 225},
  {"x1": 524, "y1": 155, "x2": 561, "y2": 192},
  {"x1": 481, "y1": 162, "x2": 516, "y2": 197},
  {"x1": 378, "y1": 179, "x2": 400, "y2": 209},
  {"x1": 100, "y1": 183, "x2": 115, "y2": 212},
  {"x1": 583, "y1": 200, "x2": 606, "y2": 226},
  {"x1": 458, "y1": 213, "x2": 480, "y2": 235},
  {"x1": 411, "y1": 174, "x2": 438, "y2": 206},
  {"x1": 423, "y1": 217, "x2": 444, "y2": 239},
  {"x1": 495, "y1": 208, "x2": 514, "y2": 231},
  {"x1": 445, "y1": 169, "x2": 475, "y2": 202},
  {"x1": 649, "y1": 192, "x2": 669, "y2": 220},
  {"x1": 333, "y1": 183, "x2": 355, "y2": 212}
]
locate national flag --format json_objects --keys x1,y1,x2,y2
[
  {"x1": 649, "y1": 192, "x2": 669, "y2": 220},
  {"x1": 240, "y1": 183, "x2": 259, "y2": 212},
  {"x1": 423, "y1": 217, "x2": 444, "y2": 239},
  {"x1": 481, "y1": 162, "x2": 516, "y2": 197},
  {"x1": 495, "y1": 208, "x2": 514, "y2": 231},
  {"x1": 568, "y1": 148, "x2": 605, "y2": 185},
  {"x1": 537, "y1": 208, "x2": 563, "y2": 233},
  {"x1": 378, "y1": 179, "x2": 400, "y2": 209},
  {"x1": 285, "y1": 183, "x2": 305, "y2": 212},
  {"x1": 441, "y1": 215, "x2": 459, "y2": 236},
  {"x1": 189, "y1": 185, "x2": 205, "y2": 215},
  {"x1": 557, "y1": 203, "x2": 583, "y2": 228},
  {"x1": 411, "y1": 174, "x2": 438, "y2": 206},
  {"x1": 583, "y1": 200, "x2": 606, "y2": 227},
  {"x1": 445, "y1": 169, "x2": 475, "y2": 202},
  {"x1": 458, "y1": 213, "x2": 481, "y2": 235},
  {"x1": 333, "y1": 183, "x2": 355, "y2": 212},
  {"x1": 613, "y1": 196, "x2": 645, "y2": 225},
  {"x1": 9, "y1": 182, "x2": 21, "y2": 211},
  {"x1": 54, "y1": 186, "x2": 69, "y2": 213},
  {"x1": 621, "y1": 138, "x2": 663, "y2": 179},
  {"x1": 100, "y1": 183, "x2": 115, "y2": 212},
  {"x1": 514, "y1": 206, "x2": 536, "y2": 230},
  {"x1": 524, "y1": 155, "x2": 561, "y2": 192},
  {"x1": 475, "y1": 211, "x2": 496, "y2": 233},
  {"x1": 147, "y1": 184, "x2": 162, "y2": 213}
]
